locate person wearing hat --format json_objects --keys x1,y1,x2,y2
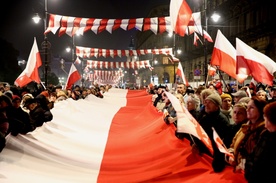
[
  {"x1": 232, "y1": 90, "x2": 248, "y2": 104},
  {"x1": 24, "y1": 98, "x2": 53, "y2": 127},
  {"x1": 190, "y1": 93, "x2": 232, "y2": 173}
]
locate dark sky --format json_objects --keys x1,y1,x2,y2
[{"x1": 1, "y1": 0, "x2": 171, "y2": 62}]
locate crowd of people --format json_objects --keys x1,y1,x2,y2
[
  {"x1": 150, "y1": 79, "x2": 276, "y2": 183},
  {"x1": 0, "y1": 82, "x2": 112, "y2": 153}
]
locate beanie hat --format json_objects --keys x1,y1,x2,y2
[
  {"x1": 220, "y1": 93, "x2": 232, "y2": 101},
  {"x1": 206, "y1": 93, "x2": 222, "y2": 106}
]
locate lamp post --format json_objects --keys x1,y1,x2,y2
[
  {"x1": 203, "y1": 0, "x2": 220, "y2": 86},
  {"x1": 33, "y1": 0, "x2": 51, "y2": 87}
]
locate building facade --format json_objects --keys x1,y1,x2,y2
[{"x1": 135, "y1": 0, "x2": 276, "y2": 87}]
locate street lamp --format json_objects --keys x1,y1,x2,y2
[{"x1": 33, "y1": 0, "x2": 51, "y2": 87}]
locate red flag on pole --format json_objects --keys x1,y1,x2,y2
[
  {"x1": 65, "y1": 63, "x2": 81, "y2": 90},
  {"x1": 236, "y1": 38, "x2": 276, "y2": 86},
  {"x1": 170, "y1": 0, "x2": 192, "y2": 36},
  {"x1": 210, "y1": 30, "x2": 244, "y2": 81},
  {"x1": 14, "y1": 37, "x2": 42, "y2": 87}
]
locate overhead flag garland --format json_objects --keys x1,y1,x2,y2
[
  {"x1": 76, "y1": 46, "x2": 173, "y2": 58},
  {"x1": 85, "y1": 60, "x2": 151, "y2": 70},
  {"x1": 44, "y1": 12, "x2": 210, "y2": 41}
]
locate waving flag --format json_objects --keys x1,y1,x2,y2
[
  {"x1": 210, "y1": 30, "x2": 241, "y2": 81},
  {"x1": 14, "y1": 37, "x2": 42, "y2": 87},
  {"x1": 176, "y1": 62, "x2": 189, "y2": 86},
  {"x1": 170, "y1": 0, "x2": 192, "y2": 36},
  {"x1": 212, "y1": 127, "x2": 234, "y2": 159},
  {"x1": 236, "y1": 38, "x2": 276, "y2": 86},
  {"x1": 65, "y1": 63, "x2": 81, "y2": 89}
]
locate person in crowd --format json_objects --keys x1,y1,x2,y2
[
  {"x1": 176, "y1": 83, "x2": 187, "y2": 100},
  {"x1": 191, "y1": 93, "x2": 232, "y2": 172},
  {"x1": 186, "y1": 93, "x2": 200, "y2": 121},
  {"x1": 244, "y1": 101, "x2": 276, "y2": 183},
  {"x1": 230, "y1": 102, "x2": 249, "y2": 138},
  {"x1": 267, "y1": 85, "x2": 276, "y2": 103},
  {"x1": 56, "y1": 90, "x2": 68, "y2": 102},
  {"x1": 81, "y1": 88, "x2": 89, "y2": 99},
  {"x1": 0, "y1": 95, "x2": 10, "y2": 152},
  {"x1": 7, "y1": 95, "x2": 36, "y2": 135},
  {"x1": 220, "y1": 93, "x2": 234, "y2": 124},
  {"x1": 21, "y1": 93, "x2": 34, "y2": 113},
  {"x1": 49, "y1": 92, "x2": 57, "y2": 103},
  {"x1": 153, "y1": 85, "x2": 166, "y2": 111},
  {"x1": 226, "y1": 102, "x2": 249, "y2": 166},
  {"x1": 54, "y1": 85, "x2": 63, "y2": 94},
  {"x1": 24, "y1": 98, "x2": 53, "y2": 127},
  {"x1": 36, "y1": 90, "x2": 54, "y2": 111},
  {"x1": 256, "y1": 89, "x2": 268, "y2": 101},
  {"x1": 226, "y1": 96, "x2": 267, "y2": 173},
  {"x1": 232, "y1": 90, "x2": 248, "y2": 104},
  {"x1": 198, "y1": 88, "x2": 216, "y2": 120}
]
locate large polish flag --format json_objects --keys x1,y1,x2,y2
[
  {"x1": 170, "y1": 0, "x2": 192, "y2": 36},
  {"x1": 14, "y1": 37, "x2": 42, "y2": 87},
  {"x1": 210, "y1": 30, "x2": 239, "y2": 81},
  {"x1": 0, "y1": 89, "x2": 247, "y2": 183},
  {"x1": 65, "y1": 63, "x2": 81, "y2": 89},
  {"x1": 236, "y1": 38, "x2": 276, "y2": 86}
]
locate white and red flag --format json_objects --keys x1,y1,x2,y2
[
  {"x1": 236, "y1": 38, "x2": 276, "y2": 86},
  {"x1": 176, "y1": 62, "x2": 189, "y2": 86},
  {"x1": 210, "y1": 30, "x2": 243, "y2": 81},
  {"x1": 208, "y1": 65, "x2": 216, "y2": 76},
  {"x1": 170, "y1": 0, "x2": 193, "y2": 36},
  {"x1": 14, "y1": 37, "x2": 42, "y2": 87},
  {"x1": 65, "y1": 63, "x2": 81, "y2": 89},
  {"x1": 212, "y1": 127, "x2": 234, "y2": 159},
  {"x1": 1, "y1": 89, "x2": 247, "y2": 182}
]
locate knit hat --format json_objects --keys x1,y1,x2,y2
[
  {"x1": 205, "y1": 93, "x2": 222, "y2": 106},
  {"x1": 220, "y1": 93, "x2": 232, "y2": 101}
]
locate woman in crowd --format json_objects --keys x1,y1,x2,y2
[
  {"x1": 186, "y1": 93, "x2": 200, "y2": 121},
  {"x1": 244, "y1": 101, "x2": 276, "y2": 183},
  {"x1": 226, "y1": 96, "x2": 267, "y2": 172}
]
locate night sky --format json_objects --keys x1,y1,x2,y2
[{"x1": 1, "y1": 0, "x2": 172, "y2": 62}]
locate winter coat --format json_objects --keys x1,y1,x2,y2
[
  {"x1": 244, "y1": 130, "x2": 276, "y2": 183},
  {"x1": 227, "y1": 121, "x2": 265, "y2": 172}
]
